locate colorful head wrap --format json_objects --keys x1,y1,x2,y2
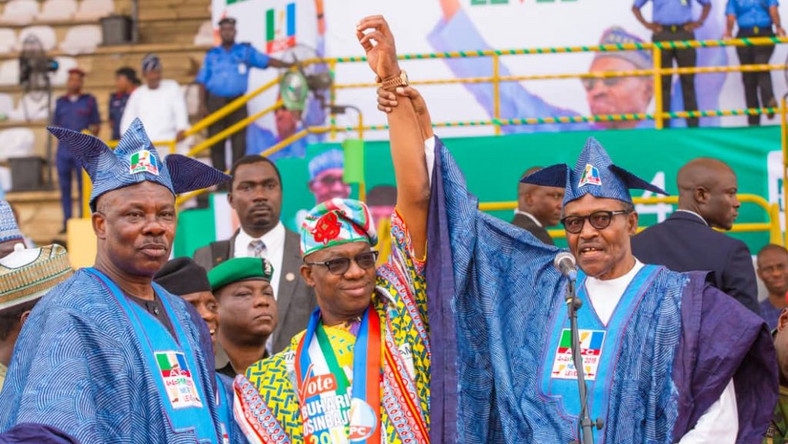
[
  {"x1": 207, "y1": 257, "x2": 274, "y2": 292},
  {"x1": 0, "y1": 244, "x2": 73, "y2": 311},
  {"x1": 308, "y1": 149, "x2": 344, "y2": 181},
  {"x1": 522, "y1": 137, "x2": 667, "y2": 206},
  {"x1": 48, "y1": 119, "x2": 230, "y2": 211},
  {"x1": 0, "y1": 201, "x2": 22, "y2": 244},
  {"x1": 300, "y1": 198, "x2": 377, "y2": 257}
]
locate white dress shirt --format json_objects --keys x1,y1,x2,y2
[
  {"x1": 586, "y1": 260, "x2": 738, "y2": 442},
  {"x1": 233, "y1": 222, "x2": 286, "y2": 301},
  {"x1": 120, "y1": 79, "x2": 188, "y2": 142}
]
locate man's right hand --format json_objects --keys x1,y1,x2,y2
[
  {"x1": 647, "y1": 22, "x2": 663, "y2": 32},
  {"x1": 356, "y1": 16, "x2": 401, "y2": 80}
]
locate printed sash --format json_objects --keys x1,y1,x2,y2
[
  {"x1": 294, "y1": 306, "x2": 382, "y2": 444},
  {"x1": 86, "y1": 268, "x2": 220, "y2": 443}
]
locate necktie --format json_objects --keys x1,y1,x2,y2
[{"x1": 248, "y1": 239, "x2": 266, "y2": 258}]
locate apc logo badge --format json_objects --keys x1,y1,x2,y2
[
  {"x1": 129, "y1": 150, "x2": 159, "y2": 176},
  {"x1": 578, "y1": 164, "x2": 601, "y2": 187}
]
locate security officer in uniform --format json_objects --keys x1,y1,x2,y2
[
  {"x1": 53, "y1": 68, "x2": 100, "y2": 233},
  {"x1": 724, "y1": 0, "x2": 785, "y2": 126},
  {"x1": 108, "y1": 67, "x2": 139, "y2": 140},
  {"x1": 632, "y1": 0, "x2": 711, "y2": 128},
  {"x1": 196, "y1": 17, "x2": 293, "y2": 174}
]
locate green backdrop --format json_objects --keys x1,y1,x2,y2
[{"x1": 174, "y1": 125, "x2": 783, "y2": 257}]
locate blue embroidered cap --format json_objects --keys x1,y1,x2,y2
[
  {"x1": 308, "y1": 149, "x2": 344, "y2": 181},
  {"x1": 595, "y1": 27, "x2": 652, "y2": 70},
  {"x1": 48, "y1": 118, "x2": 230, "y2": 211},
  {"x1": 521, "y1": 137, "x2": 667, "y2": 205},
  {"x1": 0, "y1": 201, "x2": 22, "y2": 244}
]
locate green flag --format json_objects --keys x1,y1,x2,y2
[{"x1": 343, "y1": 139, "x2": 365, "y2": 184}]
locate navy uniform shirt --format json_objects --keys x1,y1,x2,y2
[
  {"x1": 633, "y1": 0, "x2": 711, "y2": 26},
  {"x1": 108, "y1": 92, "x2": 131, "y2": 140},
  {"x1": 726, "y1": 0, "x2": 778, "y2": 28},
  {"x1": 53, "y1": 94, "x2": 100, "y2": 147},
  {"x1": 196, "y1": 42, "x2": 270, "y2": 98}
]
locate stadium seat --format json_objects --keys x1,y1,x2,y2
[
  {"x1": 37, "y1": 0, "x2": 77, "y2": 21},
  {"x1": 0, "y1": 0, "x2": 38, "y2": 25},
  {"x1": 50, "y1": 56, "x2": 77, "y2": 86},
  {"x1": 0, "y1": 28, "x2": 15, "y2": 53},
  {"x1": 0, "y1": 60, "x2": 19, "y2": 86},
  {"x1": 59, "y1": 24, "x2": 101, "y2": 55},
  {"x1": 9, "y1": 92, "x2": 51, "y2": 121},
  {"x1": 73, "y1": 0, "x2": 114, "y2": 21},
  {"x1": 0, "y1": 128, "x2": 35, "y2": 160},
  {"x1": 193, "y1": 20, "x2": 214, "y2": 46},
  {"x1": 0, "y1": 93, "x2": 13, "y2": 119},
  {"x1": 16, "y1": 25, "x2": 58, "y2": 52}
]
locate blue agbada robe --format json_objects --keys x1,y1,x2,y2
[
  {"x1": 426, "y1": 137, "x2": 778, "y2": 443},
  {"x1": 0, "y1": 269, "x2": 246, "y2": 444}
]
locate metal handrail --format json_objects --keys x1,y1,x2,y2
[{"x1": 479, "y1": 194, "x2": 782, "y2": 245}]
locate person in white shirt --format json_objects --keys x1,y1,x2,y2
[
  {"x1": 193, "y1": 155, "x2": 315, "y2": 354},
  {"x1": 120, "y1": 54, "x2": 189, "y2": 151}
]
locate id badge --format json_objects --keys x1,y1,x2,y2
[{"x1": 238, "y1": 63, "x2": 247, "y2": 75}]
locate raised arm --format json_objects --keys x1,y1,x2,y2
[{"x1": 357, "y1": 15, "x2": 429, "y2": 258}]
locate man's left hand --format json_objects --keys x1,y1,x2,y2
[
  {"x1": 176, "y1": 130, "x2": 186, "y2": 142},
  {"x1": 356, "y1": 15, "x2": 400, "y2": 81}
]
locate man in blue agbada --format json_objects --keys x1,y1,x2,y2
[
  {"x1": 0, "y1": 119, "x2": 245, "y2": 443},
  {"x1": 418, "y1": 130, "x2": 779, "y2": 442}
]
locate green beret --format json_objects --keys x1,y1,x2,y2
[{"x1": 207, "y1": 257, "x2": 274, "y2": 291}]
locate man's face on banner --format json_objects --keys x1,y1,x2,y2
[
  {"x1": 583, "y1": 56, "x2": 653, "y2": 129},
  {"x1": 309, "y1": 168, "x2": 351, "y2": 204}
]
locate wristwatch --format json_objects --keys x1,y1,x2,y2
[{"x1": 376, "y1": 70, "x2": 409, "y2": 91}]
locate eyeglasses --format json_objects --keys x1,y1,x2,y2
[
  {"x1": 304, "y1": 251, "x2": 379, "y2": 275},
  {"x1": 561, "y1": 210, "x2": 631, "y2": 234},
  {"x1": 581, "y1": 76, "x2": 624, "y2": 91}
]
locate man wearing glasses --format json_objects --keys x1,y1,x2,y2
[
  {"x1": 426, "y1": 133, "x2": 776, "y2": 441},
  {"x1": 232, "y1": 15, "x2": 433, "y2": 443}
]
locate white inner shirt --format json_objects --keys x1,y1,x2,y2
[
  {"x1": 233, "y1": 222, "x2": 286, "y2": 300},
  {"x1": 584, "y1": 259, "x2": 738, "y2": 442}
]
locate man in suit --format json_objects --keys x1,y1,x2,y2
[
  {"x1": 511, "y1": 166, "x2": 564, "y2": 245},
  {"x1": 631, "y1": 158, "x2": 760, "y2": 314},
  {"x1": 194, "y1": 155, "x2": 315, "y2": 353}
]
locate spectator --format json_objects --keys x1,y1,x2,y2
[
  {"x1": 108, "y1": 67, "x2": 139, "y2": 140},
  {"x1": 723, "y1": 0, "x2": 785, "y2": 126},
  {"x1": 632, "y1": 158, "x2": 760, "y2": 313},
  {"x1": 193, "y1": 155, "x2": 315, "y2": 353},
  {"x1": 196, "y1": 17, "x2": 292, "y2": 173},
  {"x1": 0, "y1": 244, "x2": 73, "y2": 392},
  {"x1": 154, "y1": 257, "x2": 219, "y2": 347},
  {"x1": 512, "y1": 166, "x2": 564, "y2": 245},
  {"x1": 208, "y1": 257, "x2": 277, "y2": 377},
  {"x1": 633, "y1": 0, "x2": 711, "y2": 127},
  {"x1": 120, "y1": 54, "x2": 189, "y2": 152},
  {"x1": 757, "y1": 244, "x2": 788, "y2": 330},
  {"x1": 53, "y1": 68, "x2": 100, "y2": 233}
]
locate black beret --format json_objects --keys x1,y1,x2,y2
[{"x1": 154, "y1": 257, "x2": 212, "y2": 296}]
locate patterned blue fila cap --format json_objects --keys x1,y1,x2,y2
[
  {"x1": 521, "y1": 137, "x2": 667, "y2": 206},
  {"x1": 48, "y1": 118, "x2": 230, "y2": 211}
]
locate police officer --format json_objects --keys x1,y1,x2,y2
[
  {"x1": 53, "y1": 68, "x2": 100, "y2": 233},
  {"x1": 196, "y1": 17, "x2": 293, "y2": 174},
  {"x1": 108, "y1": 67, "x2": 139, "y2": 140},
  {"x1": 724, "y1": 0, "x2": 785, "y2": 126},
  {"x1": 632, "y1": 0, "x2": 711, "y2": 128}
]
